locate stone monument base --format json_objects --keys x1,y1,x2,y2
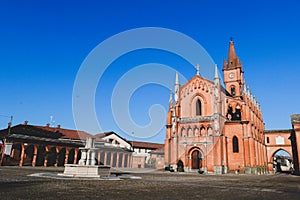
[{"x1": 60, "y1": 164, "x2": 111, "y2": 178}]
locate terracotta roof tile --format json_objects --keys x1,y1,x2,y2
[
  {"x1": 150, "y1": 147, "x2": 164, "y2": 154},
  {"x1": 36, "y1": 126, "x2": 92, "y2": 140},
  {"x1": 0, "y1": 124, "x2": 62, "y2": 139},
  {"x1": 128, "y1": 141, "x2": 164, "y2": 149}
]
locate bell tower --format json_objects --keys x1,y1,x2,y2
[{"x1": 223, "y1": 39, "x2": 244, "y2": 98}]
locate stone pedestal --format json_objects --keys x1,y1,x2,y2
[
  {"x1": 62, "y1": 164, "x2": 110, "y2": 178},
  {"x1": 60, "y1": 137, "x2": 111, "y2": 178}
]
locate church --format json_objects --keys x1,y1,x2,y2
[{"x1": 165, "y1": 40, "x2": 267, "y2": 174}]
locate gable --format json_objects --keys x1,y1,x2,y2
[
  {"x1": 179, "y1": 76, "x2": 216, "y2": 117},
  {"x1": 95, "y1": 132, "x2": 131, "y2": 149},
  {"x1": 180, "y1": 75, "x2": 214, "y2": 95}
]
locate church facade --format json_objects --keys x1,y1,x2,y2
[{"x1": 165, "y1": 40, "x2": 266, "y2": 174}]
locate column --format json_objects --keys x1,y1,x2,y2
[
  {"x1": 104, "y1": 151, "x2": 107, "y2": 165},
  {"x1": 90, "y1": 150, "x2": 96, "y2": 165},
  {"x1": 110, "y1": 151, "x2": 113, "y2": 166},
  {"x1": 11, "y1": 147, "x2": 15, "y2": 158},
  {"x1": 73, "y1": 149, "x2": 78, "y2": 164},
  {"x1": 54, "y1": 147, "x2": 59, "y2": 167},
  {"x1": 64, "y1": 148, "x2": 69, "y2": 165},
  {"x1": 32, "y1": 145, "x2": 38, "y2": 167},
  {"x1": 44, "y1": 146, "x2": 49, "y2": 167},
  {"x1": 128, "y1": 154, "x2": 131, "y2": 168},
  {"x1": 122, "y1": 153, "x2": 125, "y2": 168},
  {"x1": 97, "y1": 150, "x2": 101, "y2": 165},
  {"x1": 116, "y1": 152, "x2": 120, "y2": 168},
  {"x1": 19, "y1": 143, "x2": 25, "y2": 167},
  {"x1": 188, "y1": 155, "x2": 191, "y2": 171}
]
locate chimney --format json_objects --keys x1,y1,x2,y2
[
  {"x1": 46, "y1": 123, "x2": 50, "y2": 127},
  {"x1": 24, "y1": 120, "x2": 28, "y2": 125},
  {"x1": 57, "y1": 124, "x2": 61, "y2": 129}
]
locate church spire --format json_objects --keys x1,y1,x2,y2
[
  {"x1": 175, "y1": 71, "x2": 179, "y2": 85},
  {"x1": 174, "y1": 72, "x2": 179, "y2": 103},
  {"x1": 226, "y1": 39, "x2": 242, "y2": 69},
  {"x1": 223, "y1": 39, "x2": 244, "y2": 97},
  {"x1": 214, "y1": 64, "x2": 219, "y2": 80},
  {"x1": 169, "y1": 89, "x2": 173, "y2": 108},
  {"x1": 228, "y1": 39, "x2": 237, "y2": 63}
]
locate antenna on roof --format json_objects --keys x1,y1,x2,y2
[{"x1": 50, "y1": 115, "x2": 55, "y2": 127}]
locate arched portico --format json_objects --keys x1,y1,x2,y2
[{"x1": 269, "y1": 148, "x2": 293, "y2": 173}]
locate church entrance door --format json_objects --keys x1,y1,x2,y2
[{"x1": 191, "y1": 150, "x2": 202, "y2": 169}]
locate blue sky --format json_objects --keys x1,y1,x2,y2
[{"x1": 1, "y1": 0, "x2": 300, "y2": 143}]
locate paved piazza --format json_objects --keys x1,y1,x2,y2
[{"x1": 0, "y1": 167, "x2": 299, "y2": 199}]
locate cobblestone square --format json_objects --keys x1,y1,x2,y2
[{"x1": 0, "y1": 167, "x2": 299, "y2": 200}]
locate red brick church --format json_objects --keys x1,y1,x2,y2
[
  {"x1": 165, "y1": 40, "x2": 282, "y2": 174},
  {"x1": 1, "y1": 40, "x2": 299, "y2": 175}
]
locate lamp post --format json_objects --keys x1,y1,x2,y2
[
  {"x1": 0, "y1": 115, "x2": 13, "y2": 166},
  {"x1": 131, "y1": 132, "x2": 134, "y2": 168}
]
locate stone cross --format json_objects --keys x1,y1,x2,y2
[{"x1": 196, "y1": 64, "x2": 200, "y2": 75}]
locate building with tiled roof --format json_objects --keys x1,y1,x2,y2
[
  {"x1": 165, "y1": 40, "x2": 300, "y2": 175},
  {"x1": 0, "y1": 121, "x2": 133, "y2": 168},
  {"x1": 125, "y1": 140, "x2": 164, "y2": 169},
  {"x1": 0, "y1": 121, "x2": 165, "y2": 170},
  {"x1": 128, "y1": 141, "x2": 164, "y2": 150}
]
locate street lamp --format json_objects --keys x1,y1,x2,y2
[
  {"x1": 131, "y1": 132, "x2": 134, "y2": 168},
  {"x1": 0, "y1": 115, "x2": 13, "y2": 166}
]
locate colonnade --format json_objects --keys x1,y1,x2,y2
[{"x1": 1, "y1": 141, "x2": 132, "y2": 168}]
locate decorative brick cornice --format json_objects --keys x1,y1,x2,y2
[
  {"x1": 179, "y1": 116, "x2": 214, "y2": 123},
  {"x1": 225, "y1": 120, "x2": 249, "y2": 125}
]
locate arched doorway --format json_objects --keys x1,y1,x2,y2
[
  {"x1": 177, "y1": 160, "x2": 184, "y2": 172},
  {"x1": 36, "y1": 145, "x2": 46, "y2": 166},
  {"x1": 67, "y1": 149, "x2": 75, "y2": 164},
  {"x1": 47, "y1": 147, "x2": 57, "y2": 166},
  {"x1": 24, "y1": 145, "x2": 34, "y2": 166},
  {"x1": 57, "y1": 148, "x2": 66, "y2": 166},
  {"x1": 191, "y1": 149, "x2": 202, "y2": 169},
  {"x1": 12, "y1": 143, "x2": 22, "y2": 161},
  {"x1": 272, "y1": 149, "x2": 293, "y2": 173}
]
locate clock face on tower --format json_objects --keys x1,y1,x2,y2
[{"x1": 229, "y1": 72, "x2": 235, "y2": 79}]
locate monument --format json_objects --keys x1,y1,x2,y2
[{"x1": 61, "y1": 137, "x2": 111, "y2": 178}]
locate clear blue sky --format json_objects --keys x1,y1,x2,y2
[{"x1": 1, "y1": 0, "x2": 300, "y2": 143}]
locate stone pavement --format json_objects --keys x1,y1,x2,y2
[{"x1": 0, "y1": 166, "x2": 300, "y2": 200}]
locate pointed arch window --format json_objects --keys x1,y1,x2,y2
[
  {"x1": 196, "y1": 99, "x2": 202, "y2": 116},
  {"x1": 233, "y1": 136, "x2": 239, "y2": 153},
  {"x1": 231, "y1": 86, "x2": 236, "y2": 97},
  {"x1": 180, "y1": 127, "x2": 185, "y2": 137}
]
